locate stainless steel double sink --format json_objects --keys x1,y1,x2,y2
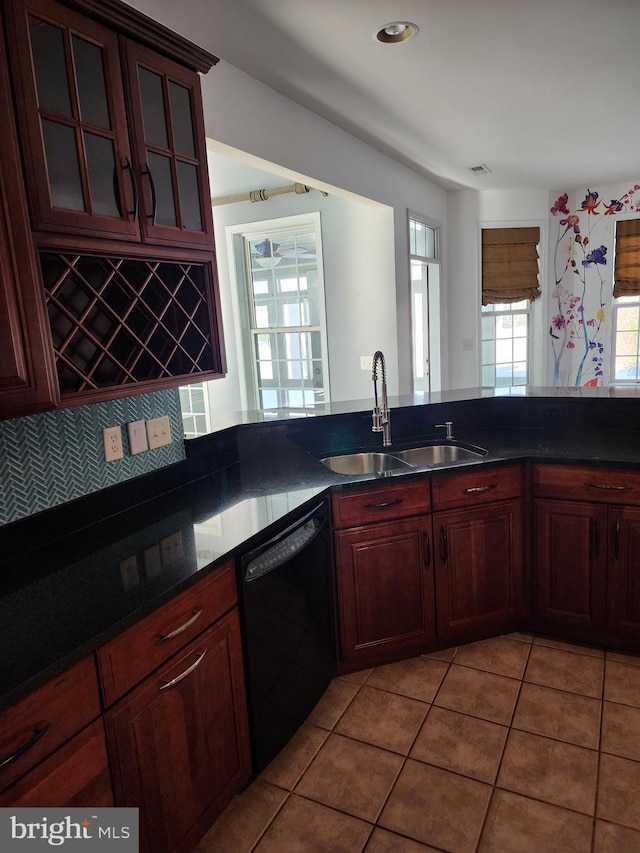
[{"x1": 320, "y1": 443, "x2": 487, "y2": 475}]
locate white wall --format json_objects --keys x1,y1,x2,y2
[
  {"x1": 198, "y1": 63, "x2": 447, "y2": 396},
  {"x1": 207, "y1": 152, "x2": 396, "y2": 411}
]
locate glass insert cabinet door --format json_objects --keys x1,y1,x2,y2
[
  {"x1": 124, "y1": 40, "x2": 214, "y2": 248},
  {"x1": 7, "y1": 0, "x2": 140, "y2": 240}
]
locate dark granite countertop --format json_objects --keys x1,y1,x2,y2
[{"x1": 3, "y1": 393, "x2": 640, "y2": 711}]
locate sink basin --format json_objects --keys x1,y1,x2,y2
[
  {"x1": 392, "y1": 444, "x2": 486, "y2": 466},
  {"x1": 320, "y1": 452, "x2": 411, "y2": 475}
]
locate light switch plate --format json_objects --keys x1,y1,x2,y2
[
  {"x1": 127, "y1": 420, "x2": 148, "y2": 454},
  {"x1": 146, "y1": 415, "x2": 172, "y2": 450}
]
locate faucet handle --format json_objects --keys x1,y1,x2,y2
[{"x1": 436, "y1": 421, "x2": 454, "y2": 440}]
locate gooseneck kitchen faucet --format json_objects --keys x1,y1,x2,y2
[{"x1": 371, "y1": 350, "x2": 391, "y2": 446}]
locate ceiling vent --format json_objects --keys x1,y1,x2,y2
[{"x1": 468, "y1": 164, "x2": 492, "y2": 176}]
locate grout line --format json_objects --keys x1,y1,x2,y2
[{"x1": 591, "y1": 656, "x2": 607, "y2": 853}]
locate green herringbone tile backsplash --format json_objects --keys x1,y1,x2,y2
[{"x1": 0, "y1": 389, "x2": 185, "y2": 526}]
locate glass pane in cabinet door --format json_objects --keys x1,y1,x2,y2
[
  {"x1": 84, "y1": 133, "x2": 119, "y2": 216},
  {"x1": 147, "y1": 152, "x2": 176, "y2": 226},
  {"x1": 29, "y1": 19, "x2": 72, "y2": 116},
  {"x1": 72, "y1": 36, "x2": 110, "y2": 129},
  {"x1": 168, "y1": 81, "x2": 195, "y2": 156},
  {"x1": 176, "y1": 161, "x2": 202, "y2": 230},
  {"x1": 138, "y1": 67, "x2": 168, "y2": 148},
  {"x1": 42, "y1": 120, "x2": 84, "y2": 210}
]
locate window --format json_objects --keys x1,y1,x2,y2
[
  {"x1": 481, "y1": 227, "x2": 540, "y2": 388},
  {"x1": 237, "y1": 216, "x2": 330, "y2": 411},
  {"x1": 409, "y1": 215, "x2": 441, "y2": 393},
  {"x1": 179, "y1": 383, "x2": 211, "y2": 438},
  {"x1": 612, "y1": 219, "x2": 640, "y2": 383}
]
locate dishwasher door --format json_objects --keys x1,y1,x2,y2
[{"x1": 238, "y1": 499, "x2": 335, "y2": 773}]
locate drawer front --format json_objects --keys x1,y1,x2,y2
[
  {"x1": 533, "y1": 464, "x2": 640, "y2": 505},
  {"x1": 0, "y1": 656, "x2": 100, "y2": 793},
  {"x1": 431, "y1": 464, "x2": 522, "y2": 510},
  {"x1": 98, "y1": 559, "x2": 237, "y2": 706},
  {"x1": 331, "y1": 479, "x2": 430, "y2": 529}
]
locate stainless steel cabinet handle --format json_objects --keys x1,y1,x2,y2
[
  {"x1": 158, "y1": 609, "x2": 203, "y2": 643},
  {"x1": 592, "y1": 518, "x2": 600, "y2": 556},
  {"x1": 424, "y1": 531, "x2": 431, "y2": 566},
  {"x1": 142, "y1": 163, "x2": 157, "y2": 223},
  {"x1": 364, "y1": 499, "x2": 403, "y2": 509},
  {"x1": 463, "y1": 484, "x2": 497, "y2": 494},
  {"x1": 0, "y1": 724, "x2": 50, "y2": 769},
  {"x1": 159, "y1": 650, "x2": 207, "y2": 691},
  {"x1": 584, "y1": 482, "x2": 630, "y2": 491},
  {"x1": 124, "y1": 158, "x2": 138, "y2": 220},
  {"x1": 615, "y1": 518, "x2": 621, "y2": 558}
]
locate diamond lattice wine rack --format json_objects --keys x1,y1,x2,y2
[{"x1": 40, "y1": 252, "x2": 218, "y2": 396}]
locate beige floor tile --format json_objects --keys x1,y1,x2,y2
[
  {"x1": 524, "y1": 644, "x2": 604, "y2": 698},
  {"x1": 410, "y1": 705, "x2": 508, "y2": 783},
  {"x1": 254, "y1": 794, "x2": 372, "y2": 853},
  {"x1": 512, "y1": 681, "x2": 601, "y2": 748},
  {"x1": 338, "y1": 668, "x2": 373, "y2": 685},
  {"x1": 195, "y1": 780, "x2": 287, "y2": 853},
  {"x1": 379, "y1": 759, "x2": 492, "y2": 853},
  {"x1": 604, "y1": 659, "x2": 640, "y2": 708},
  {"x1": 601, "y1": 701, "x2": 640, "y2": 761},
  {"x1": 534, "y1": 635, "x2": 604, "y2": 658},
  {"x1": 306, "y1": 678, "x2": 359, "y2": 730},
  {"x1": 365, "y1": 827, "x2": 440, "y2": 852},
  {"x1": 478, "y1": 789, "x2": 593, "y2": 853},
  {"x1": 502, "y1": 631, "x2": 535, "y2": 643},
  {"x1": 454, "y1": 636, "x2": 531, "y2": 678},
  {"x1": 434, "y1": 663, "x2": 520, "y2": 725},
  {"x1": 422, "y1": 646, "x2": 457, "y2": 662},
  {"x1": 497, "y1": 729, "x2": 598, "y2": 814},
  {"x1": 260, "y1": 724, "x2": 329, "y2": 790},
  {"x1": 366, "y1": 655, "x2": 449, "y2": 703},
  {"x1": 335, "y1": 685, "x2": 429, "y2": 754},
  {"x1": 294, "y1": 733, "x2": 403, "y2": 823},
  {"x1": 594, "y1": 820, "x2": 640, "y2": 852},
  {"x1": 607, "y1": 649, "x2": 640, "y2": 667},
  {"x1": 598, "y1": 753, "x2": 640, "y2": 830}
]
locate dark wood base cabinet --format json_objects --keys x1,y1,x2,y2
[
  {"x1": 533, "y1": 464, "x2": 640, "y2": 651},
  {"x1": 105, "y1": 610, "x2": 251, "y2": 853},
  {"x1": 434, "y1": 499, "x2": 524, "y2": 643},
  {"x1": 335, "y1": 516, "x2": 436, "y2": 664}
]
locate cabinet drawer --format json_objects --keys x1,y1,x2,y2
[
  {"x1": 431, "y1": 464, "x2": 522, "y2": 510},
  {"x1": 331, "y1": 479, "x2": 430, "y2": 529},
  {"x1": 0, "y1": 656, "x2": 100, "y2": 793},
  {"x1": 533, "y1": 464, "x2": 640, "y2": 505},
  {"x1": 0, "y1": 719, "x2": 113, "y2": 807},
  {"x1": 98, "y1": 559, "x2": 237, "y2": 706}
]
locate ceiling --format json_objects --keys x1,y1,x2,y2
[{"x1": 144, "y1": 0, "x2": 640, "y2": 193}]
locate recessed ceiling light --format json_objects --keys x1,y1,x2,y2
[{"x1": 375, "y1": 21, "x2": 419, "y2": 44}]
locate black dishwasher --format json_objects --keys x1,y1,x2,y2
[{"x1": 238, "y1": 498, "x2": 336, "y2": 773}]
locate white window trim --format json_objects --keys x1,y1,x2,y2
[
  {"x1": 407, "y1": 210, "x2": 442, "y2": 394},
  {"x1": 608, "y1": 211, "x2": 640, "y2": 386}
]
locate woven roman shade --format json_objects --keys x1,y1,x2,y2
[
  {"x1": 613, "y1": 219, "x2": 640, "y2": 299},
  {"x1": 482, "y1": 227, "x2": 540, "y2": 305}
]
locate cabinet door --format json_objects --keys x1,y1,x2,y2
[
  {"x1": 434, "y1": 500, "x2": 524, "y2": 642},
  {"x1": 335, "y1": 516, "x2": 435, "y2": 663},
  {"x1": 124, "y1": 41, "x2": 214, "y2": 248},
  {"x1": 7, "y1": 0, "x2": 139, "y2": 241},
  {"x1": 0, "y1": 720, "x2": 113, "y2": 808},
  {"x1": 608, "y1": 506, "x2": 640, "y2": 648},
  {"x1": 0, "y1": 10, "x2": 57, "y2": 419},
  {"x1": 534, "y1": 499, "x2": 607, "y2": 639},
  {"x1": 105, "y1": 610, "x2": 251, "y2": 853}
]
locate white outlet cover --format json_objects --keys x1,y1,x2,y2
[
  {"x1": 127, "y1": 419, "x2": 149, "y2": 454},
  {"x1": 146, "y1": 415, "x2": 172, "y2": 450},
  {"x1": 103, "y1": 425, "x2": 124, "y2": 462}
]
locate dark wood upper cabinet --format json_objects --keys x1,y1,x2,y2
[
  {"x1": 5, "y1": 0, "x2": 214, "y2": 248},
  {"x1": 0, "y1": 0, "x2": 225, "y2": 416},
  {"x1": 0, "y1": 10, "x2": 58, "y2": 417}
]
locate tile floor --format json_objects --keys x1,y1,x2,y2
[{"x1": 195, "y1": 634, "x2": 640, "y2": 853}]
